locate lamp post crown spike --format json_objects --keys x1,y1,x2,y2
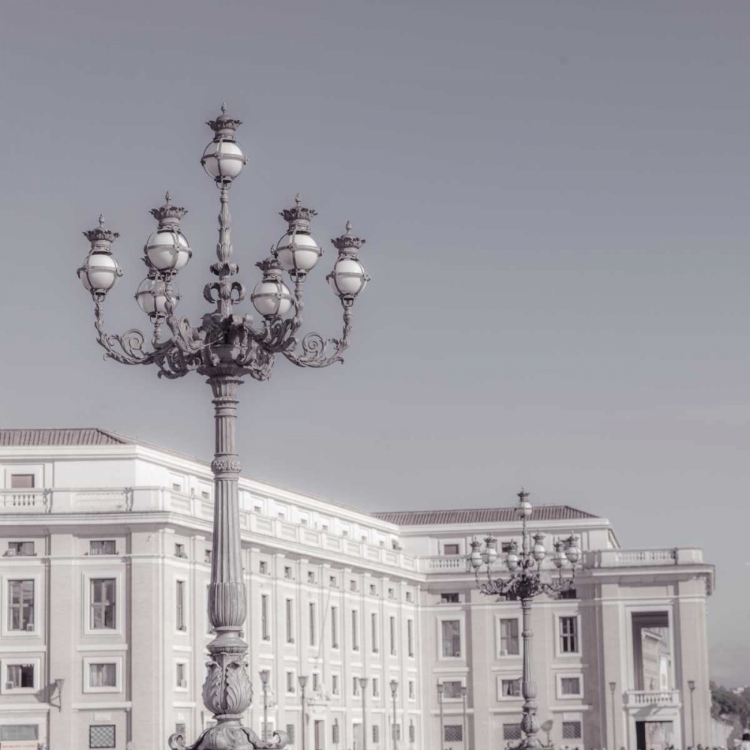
[{"x1": 221, "y1": 101, "x2": 227, "y2": 114}]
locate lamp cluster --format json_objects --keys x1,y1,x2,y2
[{"x1": 76, "y1": 103, "x2": 370, "y2": 382}]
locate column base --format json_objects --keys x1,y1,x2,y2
[{"x1": 168, "y1": 721, "x2": 288, "y2": 750}]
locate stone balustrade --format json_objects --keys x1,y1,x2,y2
[{"x1": 625, "y1": 689, "x2": 681, "y2": 707}]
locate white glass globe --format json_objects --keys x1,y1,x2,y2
[
  {"x1": 275, "y1": 232, "x2": 321, "y2": 274},
  {"x1": 135, "y1": 276, "x2": 179, "y2": 317},
  {"x1": 328, "y1": 256, "x2": 368, "y2": 299},
  {"x1": 251, "y1": 279, "x2": 294, "y2": 318},
  {"x1": 144, "y1": 229, "x2": 191, "y2": 272},
  {"x1": 78, "y1": 252, "x2": 121, "y2": 293},
  {"x1": 202, "y1": 140, "x2": 246, "y2": 180}
]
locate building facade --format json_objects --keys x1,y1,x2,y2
[{"x1": 0, "y1": 429, "x2": 714, "y2": 750}]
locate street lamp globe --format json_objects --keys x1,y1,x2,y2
[
  {"x1": 275, "y1": 195, "x2": 322, "y2": 278},
  {"x1": 505, "y1": 541, "x2": 520, "y2": 571},
  {"x1": 328, "y1": 222, "x2": 369, "y2": 303},
  {"x1": 565, "y1": 536, "x2": 581, "y2": 565},
  {"x1": 135, "y1": 273, "x2": 179, "y2": 318},
  {"x1": 144, "y1": 193, "x2": 191, "y2": 274},
  {"x1": 201, "y1": 104, "x2": 247, "y2": 183},
  {"x1": 78, "y1": 215, "x2": 122, "y2": 296},
  {"x1": 251, "y1": 258, "x2": 294, "y2": 318},
  {"x1": 469, "y1": 539, "x2": 483, "y2": 569},
  {"x1": 390, "y1": 679, "x2": 399, "y2": 696},
  {"x1": 532, "y1": 533, "x2": 547, "y2": 562}
]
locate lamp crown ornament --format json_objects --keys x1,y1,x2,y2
[
  {"x1": 331, "y1": 221, "x2": 366, "y2": 255},
  {"x1": 149, "y1": 191, "x2": 188, "y2": 227},
  {"x1": 280, "y1": 193, "x2": 318, "y2": 227},
  {"x1": 256, "y1": 256, "x2": 284, "y2": 279},
  {"x1": 207, "y1": 101, "x2": 243, "y2": 140},
  {"x1": 83, "y1": 214, "x2": 120, "y2": 245}
]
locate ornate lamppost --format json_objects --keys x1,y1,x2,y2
[
  {"x1": 259, "y1": 670, "x2": 270, "y2": 742},
  {"x1": 460, "y1": 685, "x2": 468, "y2": 750},
  {"x1": 77, "y1": 105, "x2": 370, "y2": 750},
  {"x1": 299, "y1": 675, "x2": 308, "y2": 750},
  {"x1": 437, "y1": 682, "x2": 444, "y2": 750},
  {"x1": 390, "y1": 679, "x2": 399, "y2": 750},
  {"x1": 359, "y1": 677, "x2": 369, "y2": 750},
  {"x1": 469, "y1": 490, "x2": 581, "y2": 750}
]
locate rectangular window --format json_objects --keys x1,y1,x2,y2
[
  {"x1": 407, "y1": 619, "x2": 414, "y2": 657},
  {"x1": 389, "y1": 616, "x2": 397, "y2": 655},
  {"x1": 372, "y1": 725, "x2": 379, "y2": 744},
  {"x1": 353, "y1": 677, "x2": 360, "y2": 696},
  {"x1": 560, "y1": 616, "x2": 579, "y2": 654},
  {"x1": 371, "y1": 612, "x2": 378, "y2": 653},
  {"x1": 89, "y1": 725, "x2": 116, "y2": 748},
  {"x1": 405, "y1": 591, "x2": 413, "y2": 603},
  {"x1": 369, "y1": 584, "x2": 377, "y2": 596},
  {"x1": 175, "y1": 543, "x2": 186, "y2": 558},
  {"x1": 560, "y1": 676, "x2": 582, "y2": 696},
  {"x1": 445, "y1": 725, "x2": 463, "y2": 742},
  {"x1": 443, "y1": 543, "x2": 460, "y2": 556},
  {"x1": 176, "y1": 663, "x2": 187, "y2": 688},
  {"x1": 201, "y1": 490, "x2": 210, "y2": 500},
  {"x1": 176, "y1": 581, "x2": 186, "y2": 631},
  {"x1": 284, "y1": 566, "x2": 293, "y2": 580},
  {"x1": 562, "y1": 721, "x2": 582, "y2": 740},
  {"x1": 500, "y1": 618, "x2": 520, "y2": 655},
  {"x1": 309, "y1": 602, "x2": 316, "y2": 646},
  {"x1": 205, "y1": 549, "x2": 212, "y2": 564},
  {"x1": 286, "y1": 671, "x2": 295, "y2": 694},
  {"x1": 90, "y1": 578, "x2": 116, "y2": 630},
  {"x1": 503, "y1": 724, "x2": 522, "y2": 741},
  {"x1": 312, "y1": 672, "x2": 320, "y2": 691},
  {"x1": 0, "y1": 725, "x2": 38, "y2": 741},
  {"x1": 388, "y1": 588, "x2": 395, "y2": 600},
  {"x1": 90, "y1": 540, "x2": 117, "y2": 556},
  {"x1": 307, "y1": 571, "x2": 315, "y2": 583},
  {"x1": 329, "y1": 575, "x2": 338, "y2": 588},
  {"x1": 441, "y1": 592, "x2": 459, "y2": 603},
  {"x1": 331, "y1": 606, "x2": 339, "y2": 648},
  {"x1": 285, "y1": 599, "x2": 294, "y2": 643},
  {"x1": 408, "y1": 680, "x2": 415, "y2": 699},
  {"x1": 7, "y1": 541, "x2": 34, "y2": 557},
  {"x1": 259, "y1": 560, "x2": 268, "y2": 574},
  {"x1": 372, "y1": 677, "x2": 379, "y2": 696},
  {"x1": 409, "y1": 724, "x2": 415, "y2": 743},
  {"x1": 6, "y1": 663, "x2": 34, "y2": 688},
  {"x1": 332, "y1": 674, "x2": 340, "y2": 695},
  {"x1": 441, "y1": 619, "x2": 461, "y2": 658},
  {"x1": 501, "y1": 679, "x2": 521, "y2": 697},
  {"x1": 261, "y1": 594, "x2": 270, "y2": 640},
  {"x1": 10, "y1": 474, "x2": 34, "y2": 489},
  {"x1": 332, "y1": 721, "x2": 340, "y2": 744},
  {"x1": 89, "y1": 663, "x2": 117, "y2": 688},
  {"x1": 442, "y1": 680, "x2": 462, "y2": 699},
  {"x1": 352, "y1": 610, "x2": 360, "y2": 651},
  {"x1": 286, "y1": 725, "x2": 296, "y2": 744},
  {"x1": 350, "y1": 579, "x2": 358, "y2": 592},
  {"x1": 8, "y1": 579, "x2": 34, "y2": 631}
]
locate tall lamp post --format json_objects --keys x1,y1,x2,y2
[
  {"x1": 259, "y1": 670, "x2": 270, "y2": 742},
  {"x1": 460, "y1": 685, "x2": 468, "y2": 750},
  {"x1": 77, "y1": 105, "x2": 370, "y2": 750},
  {"x1": 299, "y1": 675, "x2": 308, "y2": 750},
  {"x1": 437, "y1": 682, "x2": 445, "y2": 750},
  {"x1": 688, "y1": 679, "x2": 696, "y2": 748},
  {"x1": 390, "y1": 679, "x2": 399, "y2": 750},
  {"x1": 469, "y1": 490, "x2": 580, "y2": 750},
  {"x1": 359, "y1": 677, "x2": 369, "y2": 750},
  {"x1": 609, "y1": 681, "x2": 617, "y2": 750}
]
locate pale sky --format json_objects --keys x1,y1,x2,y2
[{"x1": 0, "y1": 0, "x2": 748, "y2": 685}]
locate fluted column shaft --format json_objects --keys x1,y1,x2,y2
[{"x1": 519, "y1": 597, "x2": 542, "y2": 749}]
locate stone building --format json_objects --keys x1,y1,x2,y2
[{"x1": 0, "y1": 429, "x2": 714, "y2": 750}]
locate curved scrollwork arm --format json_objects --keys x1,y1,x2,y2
[
  {"x1": 94, "y1": 298, "x2": 160, "y2": 366},
  {"x1": 168, "y1": 726, "x2": 288, "y2": 750},
  {"x1": 282, "y1": 304, "x2": 353, "y2": 369}
]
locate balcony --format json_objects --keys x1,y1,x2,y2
[
  {"x1": 589, "y1": 548, "x2": 704, "y2": 567},
  {"x1": 625, "y1": 690, "x2": 681, "y2": 708}
]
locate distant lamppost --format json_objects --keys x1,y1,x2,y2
[
  {"x1": 259, "y1": 669, "x2": 270, "y2": 741},
  {"x1": 688, "y1": 680, "x2": 696, "y2": 748},
  {"x1": 299, "y1": 675, "x2": 309, "y2": 750},
  {"x1": 359, "y1": 677, "x2": 369, "y2": 750},
  {"x1": 77, "y1": 104, "x2": 370, "y2": 750},
  {"x1": 437, "y1": 682, "x2": 445, "y2": 750},
  {"x1": 460, "y1": 685, "x2": 468, "y2": 750},
  {"x1": 469, "y1": 490, "x2": 580, "y2": 750},
  {"x1": 609, "y1": 682, "x2": 617, "y2": 750},
  {"x1": 390, "y1": 679, "x2": 399, "y2": 750}
]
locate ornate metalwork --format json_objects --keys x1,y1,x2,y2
[
  {"x1": 78, "y1": 105, "x2": 369, "y2": 750},
  {"x1": 470, "y1": 490, "x2": 580, "y2": 750}
]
